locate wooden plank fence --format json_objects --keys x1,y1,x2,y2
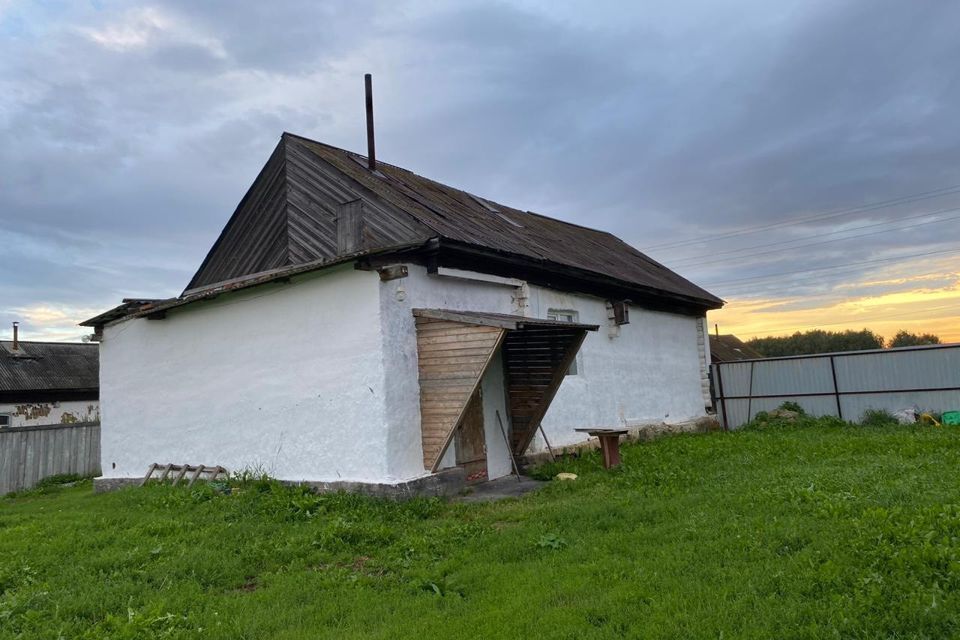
[{"x1": 0, "y1": 422, "x2": 100, "y2": 495}]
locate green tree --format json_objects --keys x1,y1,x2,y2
[
  {"x1": 746, "y1": 329, "x2": 884, "y2": 357},
  {"x1": 888, "y1": 330, "x2": 941, "y2": 348}
]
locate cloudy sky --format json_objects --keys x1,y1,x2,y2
[{"x1": 2, "y1": 0, "x2": 958, "y2": 343}]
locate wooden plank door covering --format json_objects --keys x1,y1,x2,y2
[
  {"x1": 415, "y1": 317, "x2": 505, "y2": 471},
  {"x1": 455, "y1": 390, "x2": 487, "y2": 484}
]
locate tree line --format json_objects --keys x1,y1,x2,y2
[{"x1": 745, "y1": 329, "x2": 942, "y2": 357}]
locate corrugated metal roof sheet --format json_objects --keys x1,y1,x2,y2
[
  {"x1": 0, "y1": 342, "x2": 99, "y2": 392},
  {"x1": 713, "y1": 342, "x2": 960, "y2": 428}
]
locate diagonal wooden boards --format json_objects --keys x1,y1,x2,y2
[
  {"x1": 414, "y1": 317, "x2": 506, "y2": 471},
  {"x1": 501, "y1": 327, "x2": 588, "y2": 456},
  {"x1": 415, "y1": 315, "x2": 592, "y2": 469}
]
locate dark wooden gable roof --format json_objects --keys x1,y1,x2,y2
[
  {"x1": 186, "y1": 133, "x2": 721, "y2": 309},
  {"x1": 187, "y1": 136, "x2": 432, "y2": 291},
  {"x1": 188, "y1": 142, "x2": 290, "y2": 290}
]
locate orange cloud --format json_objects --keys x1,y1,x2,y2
[
  {"x1": 3, "y1": 304, "x2": 101, "y2": 343},
  {"x1": 710, "y1": 272, "x2": 960, "y2": 343}
]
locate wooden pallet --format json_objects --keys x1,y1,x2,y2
[{"x1": 140, "y1": 463, "x2": 227, "y2": 487}]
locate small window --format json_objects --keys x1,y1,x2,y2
[
  {"x1": 547, "y1": 309, "x2": 580, "y2": 375},
  {"x1": 548, "y1": 310, "x2": 577, "y2": 323},
  {"x1": 0, "y1": 414, "x2": 11, "y2": 429}
]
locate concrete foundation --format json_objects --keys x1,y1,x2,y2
[{"x1": 94, "y1": 467, "x2": 467, "y2": 500}]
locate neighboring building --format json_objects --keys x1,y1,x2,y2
[
  {"x1": 0, "y1": 331, "x2": 100, "y2": 428},
  {"x1": 710, "y1": 334, "x2": 764, "y2": 363},
  {"x1": 83, "y1": 132, "x2": 722, "y2": 490}
]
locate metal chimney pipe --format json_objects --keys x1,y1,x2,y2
[
  {"x1": 12, "y1": 321, "x2": 19, "y2": 351},
  {"x1": 365, "y1": 73, "x2": 376, "y2": 171}
]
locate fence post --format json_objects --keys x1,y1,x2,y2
[
  {"x1": 715, "y1": 363, "x2": 729, "y2": 431},
  {"x1": 829, "y1": 356, "x2": 843, "y2": 420}
]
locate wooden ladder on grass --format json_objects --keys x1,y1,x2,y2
[{"x1": 140, "y1": 464, "x2": 227, "y2": 487}]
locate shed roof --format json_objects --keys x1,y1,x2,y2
[
  {"x1": 710, "y1": 334, "x2": 764, "y2": 362},
  {"x1": 80, "y1": 299, "x2": 164, "y2": 328},
  {"x1": 0, "y1": 341, "x2": 99, "y2": 393}
]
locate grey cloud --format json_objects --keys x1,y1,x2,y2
[
  {"x1": 161, "y1": 0, "x2": 389, "y2": 72},
  {"x1": 2, "y1": 0, "x2": 958, "y2": 339}
]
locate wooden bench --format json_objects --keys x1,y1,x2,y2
[{"x1": 575, "y1": 429, "x2": 629, "y2": 468}]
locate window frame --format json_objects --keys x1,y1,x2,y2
[{"x1": 546, "y1": 309, "x2": 581, "y2": 376}]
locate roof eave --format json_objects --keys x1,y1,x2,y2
[
  {"x1": 430, "y1": 238, "x2": 723, "y2": 313},
  {"x1": 413, "y1": 308, "x2": 600, "y2": 331},
  {"x1": 92, "y1": 241, "x2": 428, "y2": 329}
]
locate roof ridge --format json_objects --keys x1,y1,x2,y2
[
  {"x1": 271, "y1": 132, "x2": 720, "y2": 308},
  {"x1": 284, "y1": 131, "x2": 639, "y2": 241},
  {"x1": 284, "y1": 132, "x2": 452, "y2": 239},
  {"x1": 282, "y1": 132, "x2": 414, "y2": 175},
  {"x1": 284, "y1": 131, "x2": 719, "y2": 307}
]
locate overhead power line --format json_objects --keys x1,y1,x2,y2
[
  {"x1": 642, "y1": 182, "x2": 960, "y2": 251},
  {"x1": 671, "y1": 212, "x2": 960, "y2": 269},
  {"x1": 717, "y1": 266, "x2": 958, "y2": 298},
  {"x1": 699, "y1": 247, "x2": 960, "y2": 288},
  {"x1": 667, "y1": 206, "x2": 960, "y2": 267}
]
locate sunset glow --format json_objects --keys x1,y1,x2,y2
[{"x1": 710, "y1": 267, "x2": 960, "y2": 343}]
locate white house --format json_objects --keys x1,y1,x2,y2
[
  {"x1": 1, "y1": 325, "x2": 100, "y2": 429},
  {"x1": 83, "y1": 132, "x2": 722, "y2": 493}
]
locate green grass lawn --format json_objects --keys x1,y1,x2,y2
[{"x1": 4, "y1": 420, "x2": 960, "y2": 639}]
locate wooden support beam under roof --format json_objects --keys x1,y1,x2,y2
[{"x1": 412, "y1": 308, "x2": 598, "y2": 332}]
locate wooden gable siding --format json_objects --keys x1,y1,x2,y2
[
  {"x1": 285, "y1": 137, "x2": 431, "y2": 262},
  {"x1": 502, "y1": 327, "x2": 587, "y2": 454},
  {"x1": 284, "y1": 139, "x2": 341, "y2": 262},
  {"x1": 186, "y1": 135, "x2": 433, "y2": 291},
  {"x1": 187, "y1": 142, "x2": 290, "y2": 290},
  {"x1": 414, "y1": 317, "x2": 505, "y2": 470}
]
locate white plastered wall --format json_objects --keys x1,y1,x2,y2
[
  {"x1": 99, "y1": 265, "x2": 393, "y2": 483},
  {"x1": 0, "y1": 400, "x2": 99, "y2": 428},
  {"x1": 379, "y1": 264, "x2": 709, "y2": 480}
]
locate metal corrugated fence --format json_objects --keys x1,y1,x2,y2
[
  {"x1": 0, "y1": 422, "x2": 100, "y2": 495},
  {"x1": 712, "y1": 344, "x2": 960, "y2": 429}
]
